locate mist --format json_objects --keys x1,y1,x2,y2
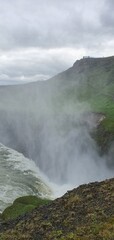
[{"x1": 0, "y1": 80, "x2": 113, "y2": 190}]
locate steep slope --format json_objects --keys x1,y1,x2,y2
[
  {"x1": 0, "y1": 56, "x2": 114, "y2": 110},
  {"x1": 47, "y1": 57, "x2": 114, "y2": 145},
  {"x1": 0, "y1": 56, "x2": 114, "y2": 117},
  {"x1": 0, "y1": 177, "x2": 114, "y2": 239},
  {"x1": 49, "y1": 56, "x2": 114, "y2": 113}
]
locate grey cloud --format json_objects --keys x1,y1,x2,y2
[
  {"x1": 0, "y1": 0, "x2": 114, "y2": 83},
  {"x1": 100, "y1": 0, "x2": 114, "y2": 35},
  {"x1": 0, "y1": 48, "x2": 72, "y2": 82},
  {"x1": 0, "y1": 0, "x2": 109, "y2": 50}
]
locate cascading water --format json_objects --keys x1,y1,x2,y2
[
  {"x1": 0, "y1": 83, "x2": 114, "y2": 211},
  {"x1": 0, "y1": 143, "x2": 53, "y2": 212},
  {"x1": 31, "y1": 104, "x2": 114, "y2": 185}
]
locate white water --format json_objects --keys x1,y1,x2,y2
[
  {"x1": 0, "y1": 143, "x2": 78, "y2": 212},
  {"x1": 0, "y1": 144, "x2": 52, "y2": 212},
  {"x1": 0, "y1": 140, "x2": 114, "y2": 213}
]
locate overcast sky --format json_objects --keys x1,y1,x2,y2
[{"x1": 0, "y1": 0, "x2": 114, "y2": 84}]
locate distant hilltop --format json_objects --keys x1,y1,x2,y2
[
  {"x1": 48, "y1": 55, "x2": 114, "y2": 87},
  {"x1": 73, "y1": 55, "x2": 114, "y2": 70},
  {"x1": 83, "y1": 56, "x2": 91, "y2": 59}
]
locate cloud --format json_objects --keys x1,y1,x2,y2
[
  {"x1": 0, "y1": 0, "x2": 107, "y2": 50},
  {"x1": 100, "y1": 0, "x2": 114, "y2": 34},
  {"x1": 0, "y1": 47, "x2": 86, "y2": 83},
  {"x1": 0, "y1": 0, "x2": 114, "y2": 83}
]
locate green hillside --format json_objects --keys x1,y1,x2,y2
[
  {"x1": 47, "y1": 57, "x2": 114, "y2": 161},
  {"x1": 50, "y1": 56, "x2": 114, "y2": 115}
]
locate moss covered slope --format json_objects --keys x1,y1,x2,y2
[
  {"x1": 1, "y1": 196, "x2": 51, "y2": 221},
  {"x1": 0, "y1": 178, "x2": 114, "y2": 239}
]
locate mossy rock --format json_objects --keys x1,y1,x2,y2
[
  {"x1": 13, "y1": 195, "x2": 51, "y2": 206},
  {"x1": 1, "y1": 195, "x2": 51, "y2": 221}
]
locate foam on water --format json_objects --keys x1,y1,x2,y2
[
  {"x1": 0, "y1": 141, "x2": 114, "y2": 213},
  {"x1": 0, "y1": 143, "x2": 53, "y2": 212},
  {"x1": 0, "y1": 143, "x2": 75, "y2": 212}
]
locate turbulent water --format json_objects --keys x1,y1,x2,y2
[
  {"x1": 0, "y1": 143, "x2": 74, "y2": 212},
  {"x1": 0, "y1": 128, "x2": 114, "y2": 213},
  {"x1": 0, "y1": 144, "x2": 53, "y2": 212}
]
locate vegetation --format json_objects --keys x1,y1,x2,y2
[
  {"x1": 51, "y1": 57, "x2": 114, "y2": 159},
  {"x1": 0, "y1": 178, "x2": 114, "y2": 239},
  {"x1": 1, "y1": 196, "x2": 51, "y2": 221}
]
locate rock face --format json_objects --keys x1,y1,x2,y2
[{"x1": 0, "y1": 177, "x2": 114, "y2": 239}]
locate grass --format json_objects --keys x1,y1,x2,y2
[{"x1": 1, "y1": 196, "x2": 51, "y2": 221}]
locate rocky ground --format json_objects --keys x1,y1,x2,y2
[{"x1": 0, "y1": 177, "x2": 114, "y2": 240}]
